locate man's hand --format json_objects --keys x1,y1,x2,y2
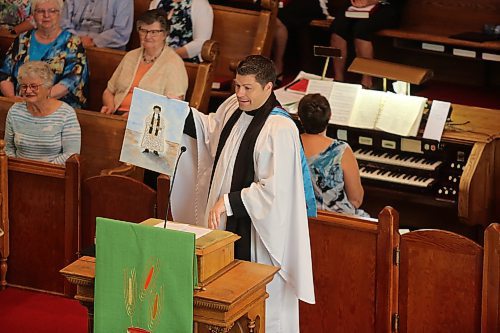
[
  {"x1": 81, "y1": 36, "x2": 96, "y2": 48},
  {"x1": 208, "y1": 197, "x2": 226, "y2": 229}
]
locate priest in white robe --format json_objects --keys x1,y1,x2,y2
[{"x1": 172, "y1": 55, "x2": 316, "y2": 333}]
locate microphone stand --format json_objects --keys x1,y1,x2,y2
[{"x1": 163, "y1": 146, "x2": 187, "y2": 229}]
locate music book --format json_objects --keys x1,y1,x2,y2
[
  {"x1": 307, "y1": 81, "x2": 427, "y2": 137},
  {"x1": 120, "y1": 88, "x2": 190, "y2": 176},
  {"x1": 345, "y1": 4, "x2": 379, "y2": 19},
  {"x1": 285, "y1": 78, "x2": 309, "y2": 94}
]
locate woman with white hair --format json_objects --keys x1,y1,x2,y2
[
  {"x1": 0, "y1": 0, "x2": 89, "y2": 108},
  {"x1": 4, "y1": 61, "x2": 81, "y2": 165}
]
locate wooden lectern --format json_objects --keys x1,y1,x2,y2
[{"x1": 61, "y1": 219, "x2": 279, "y2": 333}]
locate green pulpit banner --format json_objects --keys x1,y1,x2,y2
[{"x1": 94, "y1": 218, "x2": 197, "y2": 333}]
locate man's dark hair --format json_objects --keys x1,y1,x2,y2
[
  {"x1": 137, "y1": 9, "x2": 170, "y2": 32},
  {"x1": 298, "y1": 94, "x2": 332, "y2": 134},
  {"x1": 153, "y1": 105, "x2": 162, "y2": 111},
  {"x1": 236, "y1": 55, "x2": 277, "y2": 87}
]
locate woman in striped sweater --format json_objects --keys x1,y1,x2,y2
[{"x1": 4, "y1": 61, "x2": 81, "y2": 165}]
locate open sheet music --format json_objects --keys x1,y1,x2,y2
[{"x1": 306, "y1": 81, "x2": 427, "y2": 137}]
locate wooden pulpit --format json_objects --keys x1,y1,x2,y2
[{"x1": 61, "y1": 219, "x2": 279, "y2": 333}]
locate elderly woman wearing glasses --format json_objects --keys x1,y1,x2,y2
[
  {"x1": 101, "y1": 9, "x2": 188, "y2": 118},
  {"x1": 4, "y1": 61, "x2": 81, "y2": 165},
  {"x1": 0, "y1": 0, "x2": 89, "y2": 109}
]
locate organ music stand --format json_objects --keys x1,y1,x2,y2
[
  {"x1": 348, "y1": 57, "x2": 433, "y2": 94},
  {"x1": 314, "y1": 46, "x2": 341, "y2": 80}
]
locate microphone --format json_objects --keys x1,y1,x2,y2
[{"x1": 164, "y1": 146, "x2": 187, "y2": 228}]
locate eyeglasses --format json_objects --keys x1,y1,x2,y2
[
  {"x1": 34, "y1": 8, "x2": 60, "y2": 16},
  {"x1": 137, "y1": 28, "x2": 165, "y2": 37},
  {"x1": 19, "y1": 83, "x2": 44, "y2": 92}
]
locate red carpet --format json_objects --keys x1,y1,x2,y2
[{"x1": 0, "y1": 287, "x2": 87, "y2": 333}]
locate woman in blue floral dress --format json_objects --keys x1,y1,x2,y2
[
  {"x1": 299, "y1": 93, "x2": 369, "y2": 217},
  {"x1": 0, "y1": 0, "x2": 88, "y2": 108}
]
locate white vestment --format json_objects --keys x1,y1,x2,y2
[{"x1": 172, "y1": 95, "x2": 315, "y2": 333}]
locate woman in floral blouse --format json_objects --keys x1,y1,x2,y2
[
  {"x1": 0, "y1": 0, "x2": 88, "y2": 108},
  {"x1": 149, "y1": 0, "x2": 213, "y2": 63}
]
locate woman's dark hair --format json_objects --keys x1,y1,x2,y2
[
  {"x1": 153, "y1": 105, "x2": 161, "y2": 111},
  {"x1": 298, "y1": 93, "x2": 332, "y2": 134},
  {"x1": 137, "y1": 9, "x2": 170, "y2": 32}
]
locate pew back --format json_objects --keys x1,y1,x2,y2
[
  {"x1": 85, "y1": 47, "x2": 125, "y2": 112},
  {"x1": 81, "y1": 174, "x2": 169, "y2": 250},
  {"x1": 7, "y1": 155, "x2": 80, "y2": 296},
  {"x1": 398, "y1": 230, "x2": 483, "y2": 332},
  {"x1": 299, "y1": 207, "x2": 399, "y2": 333},
  {"x1": 0, "y1": 140, "x2": 8, "y2": 290},
  {"x1": 127, "y1": 0, "x2": 151, "y2": 51},
  {"x1": 482, "y1": 223, "x2": 500, "y2": 333},
  {"x1": 76, "y1": 109, "x2": 127, "y2": 181},
  {"x1": 211, "y1": 0, "x2": 277, "y2": 91}
]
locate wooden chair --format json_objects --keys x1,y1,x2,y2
[
  {"x1": 211, "y1": 0, "x2": 278, "y2": 99},
  {"x1": 397, "y1": 229, "x2": 483, "y2": 333},
  {"x1": 0, "y1": 140, "x2": 9, "y2": 290},
  {"x1": 299, "y1": 207, "x2": 399, "y2": 333},
  {"x1": 81, "y1": 174, "x2": 169, "y2": 250},
  {"x1": 482, "y1": 223, "x2": 500, "y2": 333},
  {"x1": 7, "y1": 155, "x2": 80, "y2": 296}
]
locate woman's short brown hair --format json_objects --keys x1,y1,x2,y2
[{"x1": 136, "y1": 9, "x2": 170, "y2": 33}]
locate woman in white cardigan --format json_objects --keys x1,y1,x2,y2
[{"x1": 100, "y1": 9, "x2": 188, "y2": 118}]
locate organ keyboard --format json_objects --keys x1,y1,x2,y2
[
  {"x1": 322, "y1": 102, "x2": 500, "y2": 229},
  {"x1": 327, "y1": 125, "x2": 471, "y2": 202}
]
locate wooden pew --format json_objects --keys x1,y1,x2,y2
[
  {"x1": 86, "y1": 40, "x2": 218, "y2": 113},
  {"x1": 211, "y1": 0, "x2": 278, "y2": 98},
  {"x1": 377, "y1": 0, "x2": 500, "y2": 54},
  {"x1": 85, "y1": 46, "x2": 125, "y2": 112},
  {"x1": 0, "y1": 97, "x2": 128, "y2": 181},
  {"x1": 81, "y1": 174, "x2": 169, "y2": 250},
  {"x1": 76, "y1": 109, "x2": 128, "y2": 181},
  {"x1": 300, "y1": 207, "x2": 399, "y2": 333},
  {"x1": 7, "y1": 155, "x2": 80, "y2": 296},
  {"x1": 0, "y1": 140, "x2": 8, "y2": 290},
  {"x1": 482, "y1": 223, "x2": 500, "y2": 333},
  {"x1": 397, "y1": 229, "x2": 483, "y2": 332}
]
